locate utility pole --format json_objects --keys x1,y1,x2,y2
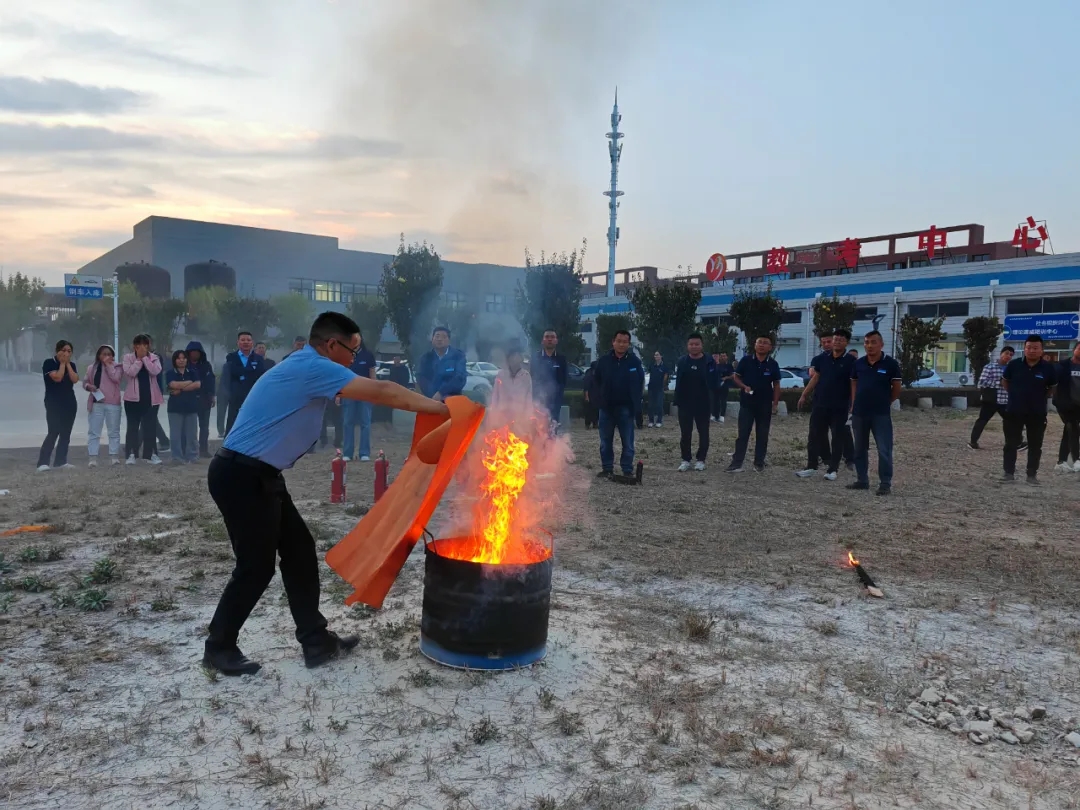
[
  {"x1": 111, "y1": 271, "x2": 120, "y2": 351},
  {"x1": 603, "y1": 89, "x2": 624, "y2": 298}
]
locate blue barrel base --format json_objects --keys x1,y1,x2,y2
[{"x1": 419, "y1": 634, "x2": 547, "y2": 671}]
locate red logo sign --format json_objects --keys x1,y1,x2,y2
[
  {"x1": 766, "y1": 247, "x2": 788, "y2": 274},
  {"x1": 705, "y1": 253, "x2": 727, "y2": 282},
  {"x1": 836, "y1": 238, "x2": 861, "y2": 269},
  {"x1": 918, "y1": 225, "x2": 948, "y2": 259},
  {"x1": 1012, "y1": 216, "x2": 1048, "y2": 251}
]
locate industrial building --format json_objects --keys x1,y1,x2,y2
[{"x1": 579, "y1": 222, "x2": 1080, "y2": 384}]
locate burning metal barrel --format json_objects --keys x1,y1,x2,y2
[{"x1": 420, "y1": 535, "x2": 553, "y2": 670}]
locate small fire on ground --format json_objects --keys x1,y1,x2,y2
[{"x1": 437, "y1": 427, "x2": 552, "y2": 565}]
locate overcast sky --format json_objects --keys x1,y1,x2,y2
[{"x1": 1, "y1": 0, "x2": 1078, "y2": 285}]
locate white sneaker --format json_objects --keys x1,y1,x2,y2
[
  {"x1": 88, "y1": 459, "x2": 98, "y2": 468},
  {"x1": 678, "y1": 461, "x2": 691, "y2": 472},
  {"x1": 655, "y1": 422, "x2": 662, "y2": 428},
  {"x1": 36, "y1": 465, "x2": 50, "y2": 472},
  {"x1": 718, "y1": 416, "x2": 725, "y2": 424},
  {"x1": 359, "y1": 455, "x2": 370, "y2": 462},
  {"x1": 694, "y1": 461, "x2": 706, "y2": 471},
  {"x1": 1073, "y1": 461, "x2": 1080, "y2": 473},
  {"x1": 647, "y1": 423, "x2": 655, "y2": 428},
  {"x1": 1055, "y1": 462, "x2": 1072, "y2": 473},
  {"x1": 111, "y1": 457, "x2": 120, "y2": 466},
  {"x1": 824, "y1": 472, "x2": 837, "y2": 481},
  {"x1": 341, "y1": 456, "x2": 352, "y2": 462},
  {"x1": 126, "y1": 455, "x2": 136, "y2": 465},
  {"x1": 148, "y1": 455, "x2": 163, "y2": 465},
  {"x1": 795, "y1": 469, "x2": 817, "y2": 478},
  {"x1": 58, "y1": 463, "x2": 75, "y2": 469}
]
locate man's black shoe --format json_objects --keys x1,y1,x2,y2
[
  {"x1": 875, "y1": 486, "x2": 891, "y2": 496},
  {"x1": 967, "y1": 441, "x2": 979, "y2": 450},
  {"x1": 303, "y1": 631, "x2": 360, "y2": 669},
  {"x1": 596, "y1": 470, "x2": 613, "y2": 480},
  {"x1": 753, "y1": 463, "x2": 765, "y2": 473},
  {"x1": 845, "y1": 481, "x2": 870, "y2": 491},
  {"x1": 845, "y1": 462, "x2": 856, "y2": 472},
  {"x1": 202, "y1": 643, "x2": 262, "y2": 676}
]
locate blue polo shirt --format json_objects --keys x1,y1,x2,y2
[
  {"x1": 734, "y1": 354, "x2": 781, "y2": 409},
  {"x1": 223, "y1": 345, "x2": 358, "y2": 470},
  {"x1": 1003, "y1": 357, "x2": 1057, "y2": 415},
  {"x1": 811, "y1": 351, "x2": 856, "y2": 411},
  {"x1": 350, "y1": 347, "x2": 376, "y2": 380},
  {"x1": 850, "y1": 354, "x2": 902, "y2": 417}
]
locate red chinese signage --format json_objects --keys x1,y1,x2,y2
[
  {"x1": 918, "y1": 225, "x2": 948, "y2": 259},
  {"x1": 836, "y1": 238, "x2": 861, "y2": 269},
  {"x1": 1012, "y1": 216, "x2": 1049, "y2": 251},
  {"x1": 766, "y1": 247, "x2": 788, "y2": 274}
]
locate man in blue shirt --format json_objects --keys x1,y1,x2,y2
[
  {"x1": 674, "y1": 334, "x2": 713, "y2": 470},
  {"x1": 341, "y1": 330, "x2": 377, "y2": 462},
  {"x1": 593, "y1": 329, "x2": 645, "y2": 478},
  {"x1": 1002, "y1": 333, "x2": 1057, "y2": 484},
  {"x1": 203, "y1": 312, "x2": 449, "y2": 676},
  {"x1": 710, "y1": 352, "x2": 735, "y2": 423},
  {"x1": 532, "y1": 329, "x2": 569, "y2": 428},
  {"x1": 727, "y1": 335, "x2": 781, "y2": 473},
  {"x1": 223, "y1": 331, "x2": 266, "y2": 435},
  {"x1": 796, "y1": 329, "x2": 856, "y2": 481},
  {"x1": 416, "y1": 327, "x2": 467, "y2": 401},
  {"x1": 846, "y1": 330, "x2": 902, "y2": 494},
  {"x1": 646, "y1": 351, "x2": 667, "y2": 428}
]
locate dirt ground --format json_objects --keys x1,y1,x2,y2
[{"x1": 2, "y1": 407, "x2": 1080, "y2": 810}]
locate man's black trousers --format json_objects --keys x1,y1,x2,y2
[
  {"x1": 206, "y1": 452, "x2": 328, "y2": 648},
  {"x1": 678, "y1": 405, "x2": 710, "y2": 462},
  {"x1": 807, "y1": 407, "x2": 850, "y2": 471},
  {"x1": 1003, "y1": 413, "x2": 1046, "y2": 476}
]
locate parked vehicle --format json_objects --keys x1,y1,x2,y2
[
  {"x1": 783, "y1": 366, "x2": 812, "y2": 385},
  {"x1": 778, "y1": 369, "x2": 804, "y2": 389},
  {"x1": 911, "y1": 369, "x2": 946, "y2": 388}
]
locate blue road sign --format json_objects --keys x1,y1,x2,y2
[
  {"x1": 1002, "y1": 313, "x2": 1080, "y2": 341},
  {"x1": 64, "y1": 273, "x2": 104, "y2": 300}
]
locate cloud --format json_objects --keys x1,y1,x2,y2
[
  {"x1": 0, "y1": 76, "x2": 145, "y2": 114},
  {"x1": 308, "y1": 134, "x2": 403, "y2": 161},
  {"x1": 1, "y1": 17, "x2": 253, "y2": 78},
  {"x1": 0, "y1": 191, "x2": 117, "y2": 209},
  {"x1": 0, "y1": 122, "x2": 162, "y2": 153},
  {"x1": 67, "y1": 230, "x2": 134, "y2": 249}
]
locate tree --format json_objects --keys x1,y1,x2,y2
[
  {"x1": 0, "y1": 272, "x2": 45, "y2": 345},
  {"x1": 595, "y1": 313, "x2": 634, "y2": 355},
  {"x1": 728, "y1": 282, "x2": 786, "y2": 349},
  {"x1": 270, "y1": 293, "x2": 314, "y2": 349},
  {"x1": 214, "y1": 297, "x2": 276, "y2": 354},
  {"x1": 628, "y1": 281, "x2": 701, "y2": 361},
  {"x1": 515, "y1": 244, "x2": 586, "y2": 362},
  {"x1": 379, "y1": 236, "x2": 444, "y2": 365},
  {"x1": 896, "y1": 313, "x2": 945, "y2": 387},
  {"x1": 185, "y1": 285, "x2": 230, "y2": 360},
  {"x1": 698, "y1": 322, "x2": 739, "y2": 357},
  {"x1": 812, "y1": 290, "x2": 857, "y2": 338},
  {"x1": 962, "y1": 316, "x2": 1003, "y2": 383},
  {"x1": 437, "y1": 300, "x2": 477, "y2": 352},
  {"x1": 349, "y1": 298, "x2": 388, "y2": 354}
]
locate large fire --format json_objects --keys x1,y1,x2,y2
[{"x1": 436, "y1": 426, "x2": 552, "y2": 565}]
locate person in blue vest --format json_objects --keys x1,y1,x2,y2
[
  {"x1": 531, "y1": 329, "x2": 568, "y2": 429},
  {"x1": 593, "y1": 330, "x2": 645, "y2": 478},
  {"x1": 1001, "y1": 333, "x2": 1057, "y2": 484},
  {"x1": 203, "y1": 311, "x2": 449, "y2": 676},
  {"x1": 416, "y1": 326, "x2": 467, "y2": 401},
  {"x1": 796, "y1": 328, "x2": 856, "y2": 481},
  {"x1": 846, "y1": 330, "x2": 902, "y2": 494},
  {"x1": 646, "y1": 351, "x2": 667, "y2": 428},
  {"x1": 223, "y1": 331, "x2": 266, "y2": 435},
  {"x1": 710, "y1": 351, "x2": 735, "y2": 424},
  {"x1": 727, "y1": 335, "x2": 781, "y2": 473},
  {"x1": 674, "y1": 334, "x2": 713, "y2": 470},
  {"x1": 341, "y1": 330, "x2": 377, "y2": 461}
]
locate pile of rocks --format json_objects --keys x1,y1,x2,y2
[{"x1": 905, "y1": 686, "x2": 1045, "y2": 746}]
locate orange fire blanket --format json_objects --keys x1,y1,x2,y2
[{"x1": 325, "y1": 396, "x2": 485, "y2": 608}]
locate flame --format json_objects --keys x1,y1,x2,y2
[{"x1": 847, "y1": 551, "x2": 859, "y2": 567}]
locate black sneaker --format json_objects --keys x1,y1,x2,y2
[
  {"x1": 753, "y1": 463, "x2": 765, "y2": 473},
  {"x1": 1026, "y1": 475, "x2": 1040, "y2": 486},
  {"x1": 725, "y1": 463, "x2": 744, "y2": 473},
  {"x1": 1018, "y1": 442, "x2": 1028, "y2": 452},
  {"x1": 845, "y1": 481, "x2": 870, "y2": 491},
  {"x1": 875, "y1": 486, "x2": 891, "y2": 496},
  {"x1": 1002, "y1": 473, "x2": 1015, "y2": 483},
  {"x1": 967, "y1": 441, "x2": 979, "y2": 450},
  {"x1": 202, "y1": 643, "x2": 262, "y2": 676},
  {"x1": 596, "y1": 470, "x2": 613, "y2": 480},
  {"x1": 303, "y1": 631, "x2": 360, "y2": 669}
]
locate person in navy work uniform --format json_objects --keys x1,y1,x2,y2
[
  {"x1": 711, "y1": 352, "x2": 735, "y2": 423},
  {"x1": 797, "y1": 329, "x2": 856, "y2": 481},
  {"x1": 203, "y1": 312, "x2": 449, "y2": 676},
  {"x1": 646, "y1": 351, "x2": 667, "y2": 428},
  {"x1": 727, "y1": 335, "x2": 781, "y2": 473},
  {"x1": 223, "y1": 331, "x2": 265, "y2": 435},
  {"x1": 37, "y1": 339, "x2": 80, "y2": 471},
  {"x1": 341, "y1": 330, "x2": 377, "y2": 461},
  {"x1": 674, "y1": 334, "x2": 713, "y2": 471},
  {"x1": 1001, "y1": 334, "x2": 1057, "y2": 484},
  {"x1": 593, "y1": 329, "x2": 645, "y2": 478},
  {"x1": 531, "y1": 329, "x2": 568, "y2": 429},
  {"x1": 416, "y1": 326, "x2": 467, "y2": 401},
  {"x1": 846, "y1": 330, "x2": 902, "y2": 494}
]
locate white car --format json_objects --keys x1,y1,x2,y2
[
  {"x1": 466, "y1": 361, "x2": 499, "y2": 383},
  {"x1": 778, "y1": 369, "x2": 804, "y2": 389},
  {"x1": 911, "y1": 369, "x2": 945, "y2": 388},
  {"x1": 463, "y1": 374, "x2": 493, "y2": 401}
]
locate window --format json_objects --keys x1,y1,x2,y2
[
  {"x1": 908, "y1": 301, "x2": 969, "y2": 318},
  {"x1": 891, "y1": 262, "x2": 906, "y2": 270},
  {"x1": 791, "y1": 271, "x2": 804, "y2": 279},
  {"x1": 781, "y1": 310, "x2": 803, "y2": 324},
  {"x1": 578, "y1": 322, "x2": 593, "y2": 333},
  {"x1": 911, "y1": 259, "x2": 930, "y2": 268},
  {"x1": 288, "y1": 278, "x2": 378, "y2": 304},
  {"x1": 853, "y1": 306, "x2": 878, "y2": 321},
  {"x1": 1043, "y1": 296, "x2": 1080, "y2": 313},
  {"x1": 750, "y1": 275, "x2": 764, "y2": 283},
  {"x1": 808, "y1": 270, "x2": 820, "y2": 278},
  {"x1": 972, "y1": 254, "x2": 989, "y2": 262},
  {"x1": 441, "y1": 291, "x2": 469, "y2": 309},
  {"x1": 862, "y1": 263, "x2": 888, "y2": 273},
  {"x1": 923, "y1": 340, "x2": 967, "y2": 374},
  {"x1": 1005, "y1": 297, "x2": 1080, "y2": 315},
  {"x1": 485, "y1": 293, "x2": 507, "y2": 313}
]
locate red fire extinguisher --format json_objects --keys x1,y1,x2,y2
[
  {"x1": 374, "y1": 450, "x2": 389, "y2": 502},
  {"x1": 330, "y1": 450, "x2": 347, "y2": 503}
]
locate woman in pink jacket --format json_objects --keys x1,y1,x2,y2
[
  {"x1": 83, "y1": 344, "x2": 124, "y2": 466},
  {"x1": 122, "y1": 334, "x2": 164, "y2": 465}
]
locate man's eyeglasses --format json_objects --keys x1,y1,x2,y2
[{"x1": 332, "y1": 339, "x2": 359, "y2": 359}]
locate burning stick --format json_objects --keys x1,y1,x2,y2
[{"x1": 847, "y1": 551, "x2": 884, "y2": 598}]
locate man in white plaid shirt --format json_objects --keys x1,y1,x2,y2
[{"x1": 969, "y1": 346, "x2": 1027, "y2": 451}]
